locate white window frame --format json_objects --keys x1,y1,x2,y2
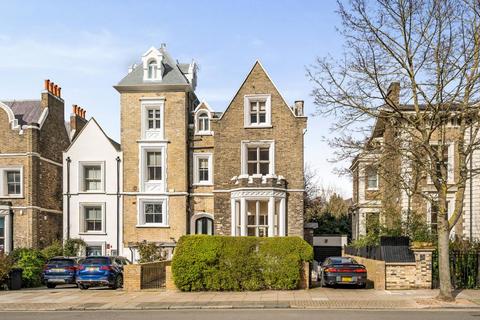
[
  {"x1": 195, "y1": 111, "x2": 212, "y2": 135},
  {"x1": 241, "y1": 140, "x2": 275, "y2": 176},
  {"x1": 0, "y1": 167, "x2": 23, "y2": 198},
  {"x1": 137, "y1": 197, "x2": 169, "y2": 227},
  {"x1": 365, "y1": 166, "x2": 379, "y2": 191},
  {"x1": 193, "y1": 153, "x2": 213, "y2": 185},
  {"x1": 244, "y1": 94, "x2": 272, "y2": 128},
  {"x1": 141, "y1": 99, "x2": 165, "y2": 140},
  {"x1": 139, "y1": 144, "x2": 166, "y2": 193},
  {"x1": 79, "y1": 162, "x2": 105, "y2": 193},
  {"x1": 147, "y1": 60, "x2": 157, "y2": 80},
  {"x1": 84, "y1": 241, "x2": 106, "y2": 256},
  {"x1": 427, "y1": 142, "x2": 454, "y2": 184},
  {"x1": 79, "y1": 203, "x2": 106, "y2": 234}
]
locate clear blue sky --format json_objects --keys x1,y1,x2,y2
[{"x1": 0, "y1": 0, "x2": 350, "y2": 196}]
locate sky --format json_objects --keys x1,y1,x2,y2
[{"x1": 0, "y1": 0, "x2": 351, "y2": 197}]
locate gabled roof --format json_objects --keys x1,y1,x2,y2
[
  {"x1": 115, "y1": 46, "x2": 190, "y2": 88},
  {"x1": 217, "y1": 60, "x2": 302, "y2": 121},
  {"x1": 66, "y1": 117, "x2": 121, "y2": 152},
  {"x1": 2, "y1": 100, "x2": 42, "y2": 125}
]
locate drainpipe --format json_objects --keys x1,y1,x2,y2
[
  {"x1": 116, "y1": 156, "x2": 121, "y2": 255},
  {"x1": 9, "y1": 208, "x2": 14, "y2": 252},
  {"x1": 66, "y1": 157, "x2": 71, "y2": 240},
  {"x1": 470, "y1": 123, "x2": 473, "y2": 240}
]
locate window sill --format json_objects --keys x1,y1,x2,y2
[
  {"x1": 195, "y1": 131, "x2": 213, "y2": 136},
  {"x1": 79, "y1": 190, "x2": 105, "y2": 194},
  {"x1": 244, "y1": 125, "x2": 272, "y2": 129},
  {"x1": 136, "y1": 224, "x2": 170, "y2": 228},
  {"x1": 0, "y1": 194, "x2": 24, "y2": 199},
  {"x1": 79, "y1": 232, "x2": 107, "y2": 236},
  {"x1": 366, "y1": 188, "x2": 379, "y2": 191},
  {"x1": 193, "y1": 182, "x2": 213, "y2": 186}
]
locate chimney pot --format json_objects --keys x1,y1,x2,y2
[
  {"x1": 82, "y1": 110, "x2": 86, "y2": 118},
  {"x1": 58, "y1": 87, "x2": 61, "y2": 98},
  {"x1": 49, "y1": 82, "x2": 54, "y2": 93},
  {"x1": 294, "y1": 100, "x2": 304, "y2": 116},
  {"x1": 72, "y1": 105, "x2": 76, "y2": 114},
  {"x1": 44, "y1": 79, "x2": 50, "y2": 91},
  {"x1": 53, "y1": 84, "x2": 58, "y2": 96},
  {"x1": 387, "y1": 82, "x2": 400, "y2": 106}
]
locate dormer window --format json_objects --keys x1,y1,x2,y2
[
  {"x1": 142, "y1": 47, "x2": 164, "y2": 81},
  {"x1": 148, "y1": 60, "x2": 157, "y2": 79},
  {"x1": 197, "y1": 112, "x2": 209, "y2": 132}
]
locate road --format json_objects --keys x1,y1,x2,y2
[{"x1": 1, "y1": 309, "x2": 480, "y2": 320}]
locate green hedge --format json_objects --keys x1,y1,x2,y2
[{"x1": 172, "y1": 235, "x2": 313, "y2": 291}]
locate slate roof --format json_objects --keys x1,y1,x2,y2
[
  {"x1": 116, "y1": 47, "x2": 190, "y2": 87},
  {"x1": 2, "y1": 100, "x2": 43, "y2": 125}
]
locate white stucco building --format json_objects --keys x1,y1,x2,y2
[{"x1": 63, "y1": 118, "x2": 125, "y2": 257}]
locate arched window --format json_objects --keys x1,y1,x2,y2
[
  {"x1": 197, "y1": 112, "x2": 209, "y2": 132},
  {"x1": 195, "y1": 217, "x2": 213, "y2": 235},
  {"x1": 148, "y1": 60, "x2": 157, "y2": 79}
]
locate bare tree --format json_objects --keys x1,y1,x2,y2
[{"x1": 308, "y1": 0, "x2": 480, "y2": 300}]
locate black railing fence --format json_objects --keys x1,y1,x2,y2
[{"x1": 432, "y1": 250, "x2": 480, "y2": 289}]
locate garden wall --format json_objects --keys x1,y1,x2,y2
[{"x1": 346, "y1": 248, "x2": 433, "y2": 290}]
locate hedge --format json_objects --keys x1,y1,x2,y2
[{"x1": 172, "y1": 235, "x2": 313, "y2": 291}]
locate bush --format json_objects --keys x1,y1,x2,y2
[
  {"x1": 41, "y1": 240, "x2": 63, "y2": 260},
  {"x1": 172, "y1": 235, "x2": 313, "y2": 291},
  {"x1": 137, "y1": 241, "x2": 165, "y2": 263},
  {"x1": 63, "y1": 238, "x2": 86, "y2": 256},
  {"x1": 0, "y1": 253, "x2": 13, "y2": 288},
  {"x1": 10, "y1": 248, "x2": 45, "y2": 287}
]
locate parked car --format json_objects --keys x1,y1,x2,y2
[
  {"x1": 319, "y1": 256, "x2": 367, "y2": 288},
  {"x1": 76, "y1": 256, "x2": 130, "y2": 290},
  {"x1": 42, "y1": 256, "x2": 82, "y2": 288}
]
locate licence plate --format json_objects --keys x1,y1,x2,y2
[
  {"x1": 87, "y1": 267, "x2": 98, "y2": 272},
  {"x1": 52, "y1": 268, "x2": 64, "y2": 272},
  {"x1": 50, "y1": 279, "x2": 66, "y2": 283},
  {"x1": 342, "y1": 276, "x2": 353, "y2": 282}
]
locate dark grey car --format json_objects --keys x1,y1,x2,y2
[{"x1": 319, "y1": 257, "x2": 367, "y2": 288}]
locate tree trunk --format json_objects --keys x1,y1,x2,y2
[{"x1": 436, "y1": 189, "x2": 453, "y2": 301}]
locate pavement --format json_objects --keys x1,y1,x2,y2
[
  {"x1": 2, "y1": 310, "x2": 480, "y2": 320},
  {"x1": 1, "y1": 286, "x2": 480, "y2": 311}
]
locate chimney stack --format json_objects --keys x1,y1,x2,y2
[
  {"x1": 43, "y1": 79, "x2": 63, "y2": 99},
  {"x1": 69, "y1": 104, "x2": 88, "y2": 140},
  {"x1": 386, "y1": 82, "x2": 400, "y2": 107},
  {"x1": 294, "y1": 100, "x2": 304, "y2": 116}
]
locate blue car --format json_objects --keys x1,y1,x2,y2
[
  {"x1": 76, "y1": 256, "x2": 130, "y2": 290},
  {"x1": 42, "y1": 257, "x2": 82, "y2": 288}
]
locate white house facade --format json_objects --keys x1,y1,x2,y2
[{"x1": 63, "y1": 118, "x2": 125, "y2": 257}]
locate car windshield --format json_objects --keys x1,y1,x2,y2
[
  {"x1": 47, "y1": 259, "x2": 74, "y2": 266},
  {"x1": 82, "y1": 257, "x2": 110, "y2": 265},
  {"x1": 330, "y1": 257, "x2": 355, "y2": 264}
]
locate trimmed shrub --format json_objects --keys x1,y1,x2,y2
[
  {"x1": 10, "y1": 248, "x2": 45, "y2": 287},
  {"x1": 137, "y1": 241, "x2": 165, "y2": 263},
  {"x1": 172, "y1": 235, "x2": 313, "y2": 291},
  {"x1": 63, "y1": 238, "x2": 86, "y2": 256},
  {"x1": 41, "y1": 240, "x2": 64, "y2": 260}
]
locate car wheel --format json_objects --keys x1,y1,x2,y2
[
  {"x1": 46, "y1": 283, "x2": 56, "y2": 289},
  {"x1": 113, "y1": 275, "x2": 123, "y2": 290},
  {"x1": 79, "y1": 284, "x2": 89, "y2": 290}
]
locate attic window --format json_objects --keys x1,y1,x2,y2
[{"x1": 148, "y1": 60, "x2": 157, "y2": 79}]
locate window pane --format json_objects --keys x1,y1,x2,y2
[
  {"x1": 248, "y1": 163, "x2": 257, "y2": 175},
  {"x1": 250, "y1": 114, "x2": 257, "y2": 124},
  {"x1": 259, "y1": 148, "x2": 269, "y2": 161},
  {"x1": 259, "y1": 163, "x2": 269, "y2": 175},
  {"x1": 250, "y1": 102, "x2": 258, "y2": 112},
  {"x1": 148, "y1": 110, "x2": 153, "y2": 118},
  {"x1": 259, "y1": 101, "x2": 266, "y2": 110},
  {"x1": 259, "y1": 113, "x2": 266, "y2": 123},
  {"x1": 248, "y1": 148, "x2": 257, "y2": 161}
]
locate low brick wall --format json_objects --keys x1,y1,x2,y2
[
  {"x1": 347, "y1": 248, "x2": 433, "y2": 290},
  {"x1": 124, "y1": 260, "x2": 171, "y2": 292},
  {"x1": 345, "y1": 255, "x2": 386, "y2": 290}
]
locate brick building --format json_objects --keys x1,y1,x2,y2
[
  {"x1": 114, "y1": 46, "x2": 307, "y2": 261},
  {"x1": 0, "y1": 80, "x2": 70, "y2": 252},
  {"x1": 351, "y1": 82, "x2": 477, "y2": 240}
]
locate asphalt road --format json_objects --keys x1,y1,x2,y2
[{"x1": 1, "y1": 310, "x2": 480, "y2": 320}]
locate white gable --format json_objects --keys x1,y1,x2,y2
[{"x1": 142, "y1": 46, "x2": 164, "y2": 82}]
